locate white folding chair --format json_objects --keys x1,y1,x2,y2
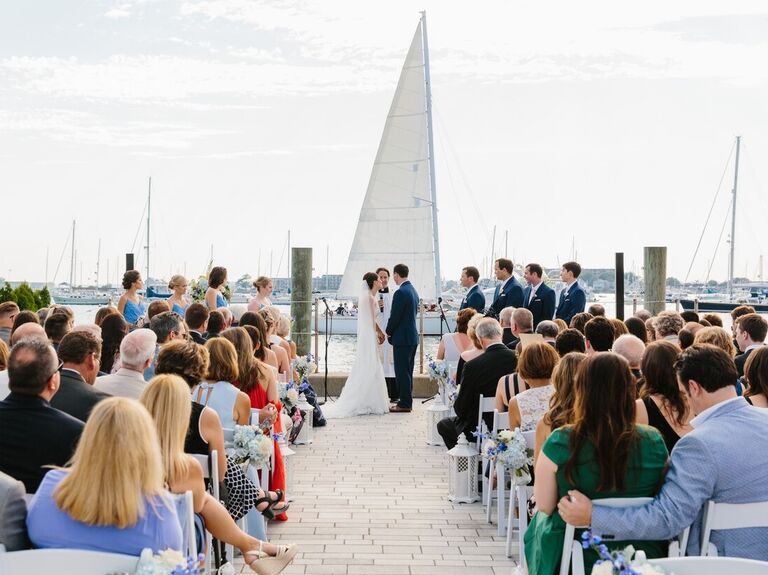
[
  {"x1": 192, "y1": 450, "x2": 220, "y2": 574},
  {"x1": 476, "y1": 395, "x2": 497, "y2": 504},
  {"x1": 173, "y1": 490, "x2": 197, "y2": 560},
  {"x1": 559, "y1": 497, "x2": 653, "y2": 575},
  {"x1": 506, "y1": 429, "x2": 536, "y2": 559},
  {"x1": 635, "y1": 552, "x2": 768, "y2": 574},
  {"x1": 0, "y1": 548, "x2": 139, "y2": 575},
  {"x1": 484, "y1": 409, "x2": 508, "y2": 527},
  {"x1": 698, "y1": 500, "x2": 768, "y2": 556}
]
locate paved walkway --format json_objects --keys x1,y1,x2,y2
[{"x1": 235, "y1": 402, "x2": 518, "y2": 575}]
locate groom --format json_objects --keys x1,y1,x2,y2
[{"x1": 385, "y1": 263, "x2": 419, "y2": 413}]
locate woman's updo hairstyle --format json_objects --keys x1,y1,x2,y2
[
  {"x1": 122, "y1": 270, "x2": 141, "y2": 290},
  {"x1": 363, "y1": 272, "x2": 378, "y2": 290}
]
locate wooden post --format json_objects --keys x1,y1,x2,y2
[
  {"x1": 643, "y1": 247, "x2": 667, "y2": 316},
  {"x1": 291, "y1": 247, "x2": 312, "y2": 356},
  {"x1": 314, "y1": 298, "x2": 319, "y2": 366},
  {"x1": 419, "y1": 299, "x2": 425, "y2": 374},
  {"x1": 615, "y1": 252, "x2": 625, "y2": 320}
]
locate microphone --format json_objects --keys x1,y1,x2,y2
[{"x1": 438, "y1": 296, "x2": 443, "y2": 304}]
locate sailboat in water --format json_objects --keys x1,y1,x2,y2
[{"x1": 325, "y1": 12, "x2": 454, "y2": 335}]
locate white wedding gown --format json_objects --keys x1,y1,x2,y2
[{"x1": 323, "y1": 284, "x2": 391, "y2": 419}]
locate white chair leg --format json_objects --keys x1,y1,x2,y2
[
  {"x1": 497, "y1": 464, "x2": 506, "y2": 536},
  {"x1": 485, "y1": 461, "x2": 494, "y2": 523}
]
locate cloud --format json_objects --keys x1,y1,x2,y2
[{"x1": 104, "y1": 5, "x2": 133, "y2": 20}]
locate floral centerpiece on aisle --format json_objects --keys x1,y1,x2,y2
[
  {"x1": 477, "y1": 428, "x2": 532, "y2": 483},
  {"x1": 291, "y1": 353, "x2": 315, "y2": 382},
  {"x1": 278, "y1": 381, "x2": 300, "y2": 410},
  {"x1": 582, "y1": 532, "x2": 667, "y2": 575},
  {"x1": 227, "y1": 425, "x2": 273, "y2": 468},
  {"x1": 426, "y1": 356, "x2": 458, "y2": 405},
  {"x1": 135, "y1": 547, "x2": 204, "y2": 575}
]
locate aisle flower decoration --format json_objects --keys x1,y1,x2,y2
[
  {"x1": 278, "y1": 381, "x2": 300, "y2": 410},
  {"x1": 135, "y1": 547, "x2": 204, "y2": 575},
  {"x1": 426, "y1": 356, "x2": 458, "y2": 404},
  {"x1": 582, "y1": 532, "x2": 666, "y2": 575},
  {"x1": 227, "y1": 425, "x2": 273, "y2": 468},
  {"x1": 476, "y1": 428, "x2": 532, "y2": 481},
  {"x1": 291, "y1": 353, "x2": 315, "y2": 382}
]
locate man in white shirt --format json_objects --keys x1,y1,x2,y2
[
  {"x1": 734, "y1": 313, "x2": 767, "y2": 377},
  {"x1": 95, "y1": 329, "x2": 156, "y2": 399}
]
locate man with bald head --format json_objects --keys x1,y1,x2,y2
[
  {"x1": 0, "y1": 323, "x2": 48, "y2": 400},
  {"x1": 0, "y1": 337, "x2": 84, "y2": 492},
  {"x1": 612, "y1": 334, "x2": 646, "y2": 380}
]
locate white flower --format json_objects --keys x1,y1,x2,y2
[
  {"x1": 156, "y1": 548, "x2": 186, "y2": 570},
  {"x1": 498, "y1": 430, "x2": 514, "y2": 442},
  {"x1": 631, "y1": 565, "x2": 667, "y2": 575},
  {"x1": 286, "y1": 388, "x2": 299, "y2": 405},
  {"x1": 591, "y1": 562, "x2": 614, "y2": 575}
]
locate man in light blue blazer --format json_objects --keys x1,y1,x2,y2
[{"x1": 558, "y1": 344, "x2": 768, "y2": 560}]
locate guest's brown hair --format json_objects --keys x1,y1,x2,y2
[
  {"x1": 639, "y1": 340, "x2": 687, "y2": 426},
  {"x1": 744, "y1": 347, "x2": 768, "y2": 400},
  {"x1": 185, "y1": 303, "x2": 210, "y2": 331},
  {"x1": 147, "y1": 300, "x2": 171, "y2": 321},
  {"x1": 204, "y1": 337, "x2": 238, "y2": 382},
  {"x1": 517, "y1": 342, "x2": 560, "y2": 380},
  {"x1": 58, "y1": 331, "x2": 102, "y2": 364},
  {"x1": 693, "y1": 326, "x2": 736, "y2": 357},
  {"x1": 544, "y1": 352, "x2": 587, "y2": 430},
  {"x1": 736, "y1": 313, "x2": 768, "y2": 343},
  {"x1": 156, "y1": 340, "x2": 210, "y2": 388},
  {"x1": 94, "y1": 306, "x2": 119, "y2": 327},
  {"x1": 455, "y1": 308, "x2": 477, "y2": 334},
  {"x1": 569, "y1": 312, "x2": 593, "y2": 335}
]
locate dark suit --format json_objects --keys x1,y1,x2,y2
[
  {"x1": 437, "y1": 343, "x2": 518, "y2": 449},
  {"x1": 735, "y1": 346, "x2": 764, "y2": 378},
  {"x1": 50, "y1": 368, "x2": 111, "y2": 422},
  {"x1": 459, "y1": 284, "x2": 486, "y2": 313},
  {"x1": 0, "y1": 393, "x2": 84, "y2": 493},
  {"x1": 524, "y1": 282, "x2": 556, "y2": 328},
  {"x1": 555, "y1": 281, "x2": 587, "y2": 325},
  {"x1": 486, "y1": 276, "x2": 524, "y2": 319},
  {"x1": 506, "y1": 330, "x2": 533, "y2": 352},
  {"x1": 385, "y1": 280, "x2": 419, "y2": 409},
  {"x1": 189, "y1": 330, "x2": 207, "y2": 345}
]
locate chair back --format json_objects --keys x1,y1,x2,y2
[
  {"x1": 173, "y1": 490, "x2": 197, "y2": 559},
  {"x1": 700, "y1": 500, "x2": 768, "y2": 556},
  {"x1": 559, "y1": 497, "x2": 653, "y2": 575},
  {"x1": 490, "y1": 409, "x2": 507, "y2": 438},
  {"x1": 476, "y1": 395, "x2": 497, "y2": 451},
  {"x1": 522, "y1": 430, "x2": 535, "y2": 450},
  {"x1": 641, "y1": 554, "x2": 768, "y2": 574},
  {"x1": 0, "y1": 549, "x2": 139, "y2": 574}
]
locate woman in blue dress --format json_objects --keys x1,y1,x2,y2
[
  {"x1": 205, "y1": 266, "x2": 229, "y2": 310},
  {"x1": 166, "y1": 274, "x2": 190, "y2": 316},
  {"x1": 118, "y1": 270, "x2": 147, "y2": 327}
]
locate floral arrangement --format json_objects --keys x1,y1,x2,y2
[
  {"x1": 426, "y1": 356, "x2": 458, "y2": 404},
  {"x1": 135, "y1": 548, "x2": 204, "y2": 575},
  {"x1": 477, "y1": 428, "x2": 532, "y2": 479},
  {"x1": 189, "y1": 276, "x2": 231, "y2": 303},
  {"x1": 227, "y1": 425, "x2": 273, "y2": 468},
  {"x1": 291, "y1": 353, "x2": 315, "y2": 382},
  {"x1": 278, "y1": 381, "x2": 300, "y2": 410},
  {"x1": 582, "y1": 532, "x2": 666, "y2": 575}
]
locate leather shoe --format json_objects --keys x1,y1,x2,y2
[{"x1": 389, "y1": 405, "x2": 412, "y2": 413}]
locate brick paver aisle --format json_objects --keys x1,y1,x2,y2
[{"x1": 237, "y1": 402, "x2": 518, "y2": 575}]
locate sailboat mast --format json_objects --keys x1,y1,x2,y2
[
  {"x1": 69, "y1": 220, "x2": 76, "y2": 287},
  {"x1": 95, "y1": 239, "x2": 101, "y2": 287},
  {"x1": 146, "y1": 177, "x2": 152, "y2": 282},
  {"x1": 421, "y1": 11, "x2": 441, "y2": 299},
  {"x1": 729, "y1": 136, "x2": 740, "y2": 300}
]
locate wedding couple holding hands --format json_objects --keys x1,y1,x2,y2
[{"x1": 323, "y1": 263, "x2": 419, "y2": 419}]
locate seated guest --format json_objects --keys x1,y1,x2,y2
[
  {"x1": 0, "y1": 337, "x2": 84, "y2": 492},
  {"x1": 95, "y1": 329, "x2": 156, "y2": 399},
  {"x1": 507, "y1": 342, "x2": 559, "y2": 432},
  {"x1": 534, "y1": 352, "x2": 587, "y2": 461},
  {"x1": 0, "y1": 302, "x2": 20, "y2": 344},
  {"x1": 51, "y1": 331, "x2": 110, "y2": 422},
  {"x1": 584, "y1": 316, "x2": 614, "y2": 353},
  {"x1": 694, "y1": 326, "x2": 737, "y2": 358},
  {"x1": 525, "y1": 353, "x2": 668, "y2": 574},
  {"x1": 146, "y1": 299, "x2": 171, "y2": 321},
  {"x1": 587, "y1": 303, "x2": 605, "y2": 317},
  {"x1": 624, "y1": 316, "x2": 648, "y2": 343},
  {"x1": 437, "y1": 308, "x2": 475, "y2": 366},
  {"x1": 677, "y1": 326, "x2": 695, "y2": 350},
  {"x1": 455, "y1": 314, "x2": 486, "y2": 386},
  {"x1": 734, "y1": 313, "x2": 767, "y2": 377},
  {"x1": 0, "y1": 338, "x2": 7, "y2": 371},
  {"x1": 554, "y1": 328, "x2": 585, "y2": 357},
  {"x1": 569, "y1": 312, "x2": 593, "y2": 335},
  {"x1": 559, "y1": 344, "x2": 768, "y2": 559},
  {"x1": 239, "y1": 313, "x2": 281, "y2": 371},
  {"x1": 185, "y1": 303, "x2": 209, "y2": 345},
  {"x1": 220, "y1": 307, "x2": 234, "y2": 330},
  {"x1": 99, "y1": 313, "x2": 128, "y2": 374},
  {"x1": 206, "y1": 310, "x2": 226, "y2": 339},
  {"x1": 499, "y1": 306, "x2": 515, "y2": 346},
  {"x1": 610, "y1": 318, "x2": 628, "y2": 338},
  {"x1": 0, "y1": 470, "x2": 28, "y2": 550},
  {"x1": 275, "y1": 314, "x2": 296, "y2": 359},
  {"x1": 94, "y1": 306, "x2": 119, "y2": 327},
  {"x1": 506, "y1": 308, "x2": 534, "y2": 351},
  {"x1": 437, "y1": 319, "x2": 517, "y2": 449},
  {"x1": 612, "y1": 334, "x2": 645, "y2": 379},
  {"x1": 635, "y1": 340, "x2": 691, "y2": 452},
  {"x1": 680, "y1": 310, "x2": 699, "y2": 323},
  {"x1": 258, "y1": 308, "x2": 290, "y2": 376},
  {"x1": 654, "y1": 310, "x2": 685, "y2": 344},
  {"x1": 1, "y1": 323, "x2": 48, "y2": 400},
  {"x1": 10, "y1": 311, "x2": 39, "y2": 339},
  {"x1": 535, "y1": 320, "x2": 559, "y2": 346},
  {"x1": 27, "y1": 398, "x2": 182, "y2": 555},
  {"x1": 634, "y1": 309, "x2": 652, "y2": 322},
  {"x1": 553, "y1": 318, "x2": 568, "y2": 332},
  {"x1": 645, "y1": 318, "x2": 656, "y2": 342},
  {"x1": 702, "y1": 313, "x2": 723, "y2": 328},
  {"x1": 192, "y1": 338, "x2": 252, "y2": 428},
  {"x1": 744, "y1": 347, "x2": 768, "y2": 408},
  {"x1": 144, "y1": 311, "x2": 185, "y2": 380},
  {"x1": 43, "y1": 311, "x2": 71, "y2": 351}
]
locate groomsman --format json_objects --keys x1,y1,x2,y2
[
  {"x1": 459, "y1": 266, "x2": 485, "y2": 312},
  {"x1": 555, "y1": 261, "x2": 587, "y2": 325},
  {"x1": 523, "y1": 263, "x2": 555, "y2": 328},
  {"x1": 376, "y1": 267, "x2": 398, "y2": 403},
  {"x1": 486, "y1": 258, "x2": 524, "y2": 319}
]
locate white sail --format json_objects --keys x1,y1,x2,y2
[{"x1": 338, "y1": 16, "x2": 439, "y2": 300}]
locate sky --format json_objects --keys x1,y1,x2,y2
[{"x1": 2, "y1": 1, "x2": 768, "y2": 287}]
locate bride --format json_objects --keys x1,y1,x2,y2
[{"x1": 323, "y1": 272, "x2": 391, "y2": 418}]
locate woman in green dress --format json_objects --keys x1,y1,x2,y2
[{"x1": 524, "y1": 352, "x2": 669, "y2": 574}]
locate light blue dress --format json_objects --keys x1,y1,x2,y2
[
  {"x1": 192, "y1": 381, "x2": 239, "y2": 429},
  {"x1": 27, "y1": 469, "x2": 182, "y2": 555},
  {"x1": 171, "y1": 302, "x2": 187, "y2": 316},
  {"x1": 123, "y1": 298, "x2": 147, "y2": 325},
  {"x1": 215, "y1": 292, "x2": 227, "y2": 309}
]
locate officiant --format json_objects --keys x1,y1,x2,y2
[{"x1": 377, "y1": 267, "x2": 398, "y2": 402}]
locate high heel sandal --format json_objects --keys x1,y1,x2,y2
[
  {"x1": 254, "y1": 489, "x2": 288, "y2": 519},
  {"x1": 244, "y1": 542, "x2": 298, "y2": 575}
]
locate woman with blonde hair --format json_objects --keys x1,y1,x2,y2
[
  {"x1": 167, "y1": 275, "x2": 191, "y2": 316},
  {"x1": 693, "y1": 326, "x2": 737, "y2": 357},
  {"x1": 26, "y1": 398, "x2": 182, "y2": 555},
  {"x1": 0, "y1": 338, "x2": 9, "y2": 371},
  {"x1": 258, "y1": 307, "x2": 291, "y2": 377},
  {"x1": 275, "y1": 314, "x2": 297, "y2": 360},
  {"x1": 141, "y1": 376, "x2": 297, "y2": 574},
  {"x1": 249, "y1": 276, "x2": 273, "y2": 312}
]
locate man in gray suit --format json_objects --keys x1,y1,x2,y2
[
  {"x1": 0, "y1": 470, "x2": 28, "y2": 550},
  {"x1": 559, "y1": 343, "x2": 768, "y2": 559}
]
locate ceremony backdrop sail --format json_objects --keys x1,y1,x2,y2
[{"x1": 338, "y1": 12, "x2": 441, "y2": 300}]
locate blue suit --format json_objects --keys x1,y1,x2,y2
[
  {"x1": 459, "y1": 284, "x2": 486, "y2": 313},
  {"x1": 592, "y1": 398, "x2": 768, "y2": 559},
  {"x1": 385, "y1": 281, "x2": 419, "y2": 409},
  {"x1": 524, "y1": 282, "x2": 556, "y2": 328},
  {"x1": 555, "y1": 281, "x2": 586, "y2": 325},
  {"x1": 486, "y1": 276, "x2": 524, "y2": 318}
]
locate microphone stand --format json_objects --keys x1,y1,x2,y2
[
  {"x1": 320, "y1": 297, "x2": 333, "y2": 405},
  {"x1": 437, "y1": 296, "x2": 451, "y2": 335}
]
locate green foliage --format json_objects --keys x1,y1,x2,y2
[
  {"x1": 0, "y1": 283, "x2": 13, "y2": 303},
  {"x1": 0, "y1": 282, "x2": 52, "y2": 311},
  {"x1": 35, "y1": 286, "x2": 51, "y2": 309},
  {"x1": 12, "y1": 283, "x2": 36, "y2": 311}
]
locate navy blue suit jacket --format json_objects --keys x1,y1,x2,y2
[
  {"x1": 459, "y1": 285, "x2": 486, "y2": 312},
  {"x1": 524, "y1": 282, "x2": 556, "y2": 328},
  {"x1": 487, "y1": 276, "x2": 524, "y2": 318},
  {"x1": 386, "y1": 281, "x2": 419, "y2": 346},
  {"x1": 555, "y1": 281, "x2": 586, "y2": 325}
]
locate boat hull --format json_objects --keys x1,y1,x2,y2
[{"x1": 679, "y1": 299, "x2": 768, "y2": 313}]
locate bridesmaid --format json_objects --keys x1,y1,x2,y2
[
  {"x1": 248, "y1": 276, "x2": 273, "y2": 312},
  {"x1": 166, "y1": 275, "x2": 190, "y2": 316},
  {"x1": 206, "y1": 266, "x2": 229, "y2": 310},
  {"x1": 117, "y1": 270, "x2": 147, "y2": 327}
]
